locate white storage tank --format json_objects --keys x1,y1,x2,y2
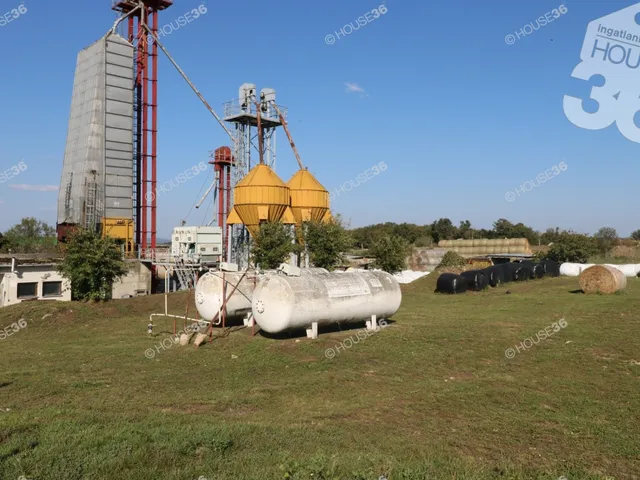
[
  {"x1": 195, "y1": 268, "x2": 330, "y2": 322},
  {"x1": 251, "y1": 271, "x2": 402, "y2": 334}
]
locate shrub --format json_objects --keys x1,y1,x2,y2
[
  {"x1": 250, "y1": 221, "x2": 297, "y2": 269},
  {"x1": 370, "y1": 235, "x2": 410, "y2": 274},
  {"x1": 544, "y1": 232, "x2": 598, "y2": 263},
  {"x1": 438, "y1": 251, "x2": 466, "y2": 268},
  {"x1": 302, "y1": 217, "x2": 353, "y2": 271},
  {"x1": 57, "y1": 228, "x2": 128, "y2": 301}
]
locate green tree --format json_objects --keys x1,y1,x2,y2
[
  {"x1": 492, "y1": 218, "x2": 539, "y2": 244},
  {"x1": 631, "y1": 229, "x2": 640, "y2": 241},
  {"x1": 430, "y1": 218, "x2": 456, "y2": 244},
  {"x1": 545, "y1": 231, "x2": 598, "y2": 263},
  {"x1": 593, "y1": 227, "x2": 618, "y2": 255},
  {"x1": 458, "y1": 220, "x2": 473, "y2": 239},
  {"x1": 370, "y1": 234, "x2": 410, "y2": 274},
  {"x1": 540, "y1": 227, "x2": 562, "y2": 245},
  {"x1": 57, "y1": 228, "x2": 128, "y2": 301},
  {"x1": 2, "y1": 217, "x2": 56, "y2": 253},
  {"x1": 302, "y1": 216, "x2": 353, "y2": 270},
  {"x1": 251, "y1": 221, "x2": 295, "y2": 269}
]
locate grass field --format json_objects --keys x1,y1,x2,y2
[{"x1": 0, "y1": 274, "x2": 638, "y2": 480}]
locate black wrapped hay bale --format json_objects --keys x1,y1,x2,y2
[
  {"x1": 542, "y1": 259, "x2": 560, "y2": 277},
  {"x1": 532, "y1": 263, "x2": 545, "y2": 279},
  {"x1": 515, "y1": 264, "x2": 532, "y2": 281},
  {"x1": 499, "y1": 263, "x2": 520, "y2": 282},
  {"x1": 436, "y1": 273, "x2": 468, "y2": 294},
  {"x1": 460, "y1": 270, "x2": 488, "y2": 291},
  {"x1": 483, "y1": 266, "x2": 505, "y2": 287},
  {"x1": 517, "y1": 261, "x2": 536, "y2": 280}
]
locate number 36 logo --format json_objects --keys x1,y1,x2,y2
[
  {"x1": 563, "y1": 3, "x2": 640, "y2": 143},
  {"x1": 563, "y1": 61, "x2": 640, "y2": 143}
]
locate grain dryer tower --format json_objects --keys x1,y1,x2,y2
[{"x1": 57, "y1": 0, "x2": 173, "y2": 255}]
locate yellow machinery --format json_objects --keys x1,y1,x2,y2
[
  {"x1": 102, "y1": 217, "x2": 135, "y2": 254},
  {"x1": 226, "y1": 164, "x2": 295, "y2": 237},
  {"x1": 226, "y1": 99, "x2": 331, "y2": 238},
  {"x1": 287, "y1": 169, "x2": 330, "y2": 225}
]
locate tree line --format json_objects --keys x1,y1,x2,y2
[{"x1": 350, "y1": 218, "x2": 639, "y2": 250}]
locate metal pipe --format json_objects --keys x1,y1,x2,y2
[
  {"x1": 206, "y1": 267, "x2": 251, "y2": 339},
  {"x1": 141, "y1": 6, "x2": 149, "y2": 253},
  {"x1": 255, "y1": 102, "x2": 264, "y2": 165},
  {"x1": 107, "y1": 4, "x2": 141, "y2": 37},
  {"x1": 151, "y1": 9, "x2": 158, "y2": 253},
  {"x1": 195, "y1": 176, "x2": 218, "y2": 209},
  {"x1": 140, "y1": 23, "x2": 234, "y2": 141},
  {"x1": 271, "y1": 101, "x2": 304, "y2": 170}
]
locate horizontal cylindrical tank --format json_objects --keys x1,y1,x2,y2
[
  {"x1": 195, "y1": 268, "x2": 330, "y2": 322},
  {"x1": 251, "y1": 271, "x2": 402, "y2": 333}
]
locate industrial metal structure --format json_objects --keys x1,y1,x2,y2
[
  {"x1": 56, "y1": 33, "x2": 136, "y2": 249},
  {"x1": 57, "y1": 0, "x2": 173, "y2": 255},
  {"x1": 55, "y1": 0, "x2": 333, "y2": 293},
  {"x1": 219, "y1": 85, "x2": 286, "y2": 266}
]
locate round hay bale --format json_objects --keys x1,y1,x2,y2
[
  {"x1": 532, "y1": 263, "x2": 545, "y2": 279},
  {"x1": 518, "y1": 261, "x2": 536, "y2": 279},
  {"x1": 460, "y1": 270, "x2": 488, "y2": 291},
  {"x1": 579, "y1": 265, "x2": 627, "y2": 294},
  {"x1": 560, "y1": 263, "x2": 581, "y2": 277},
  {"x1": 542, "y1": 260, "x2": 560, "y2": 277},
  {"x1": 436, "y1": 273, "x2": 468, "y2": 294},
  {"x1": 483, "y1": 266, "x2": 504, "y2": 287},
  {"x1": 605, "y1": 264, "x2": 638, "y2": 277}
]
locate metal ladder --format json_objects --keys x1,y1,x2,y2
[{"x1": 174, "y1": 261, "x2": 195, "y2": 291}]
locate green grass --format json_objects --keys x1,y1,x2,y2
[{"x1": 0, "y1": 275, "x2": 639, "y2": 479}]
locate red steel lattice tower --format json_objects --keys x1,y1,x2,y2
[
  {"x1": 112, "y1": 0, "x2": 172, "y2": 256},
  {"x1": 211, "y1": 147, "x2": 234, "y2": 260}
]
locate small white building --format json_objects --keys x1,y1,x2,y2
[
  {"x1": 171, "y1": 226, "x2": 223, "y2": 264},
  {"x1": 0, "y1": 262, "x2": 71, "y2": 307}
]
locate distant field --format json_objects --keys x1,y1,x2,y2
[{"x1": 0, "y1": 275, "x2": 638, "y2": 479}]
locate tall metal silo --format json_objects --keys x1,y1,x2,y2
[{"x1": 57, "y1": 33, "x2": 135, "y2": 249}]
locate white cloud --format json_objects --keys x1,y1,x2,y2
[
  {"x1": 345, "y1": 82, "x2": 366, "y2": 94},
  {"x1": 9, "y1": 184, "x2": 59, "y2": 192}
]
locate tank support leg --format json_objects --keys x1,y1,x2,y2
[
  {"x1": 243, "y1": 312, "x2": 255, "y2": 327},
  {"x1": 306, "y1": 322, "x2": 318, "y2": 339},
  {"x1": 366, "y1": 314, "x2": 378, "y2": 331}
]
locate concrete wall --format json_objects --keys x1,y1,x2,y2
[
  {"x1": 112, "y1": 261, "x2": 152, "y2": 299},
  {"x1": 0, "y1": 267, "x2": 71, "y2": 308}
]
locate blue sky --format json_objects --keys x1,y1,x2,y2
[{"x1": 0, "y1": 0, "x2": 638, "y2": 237}]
